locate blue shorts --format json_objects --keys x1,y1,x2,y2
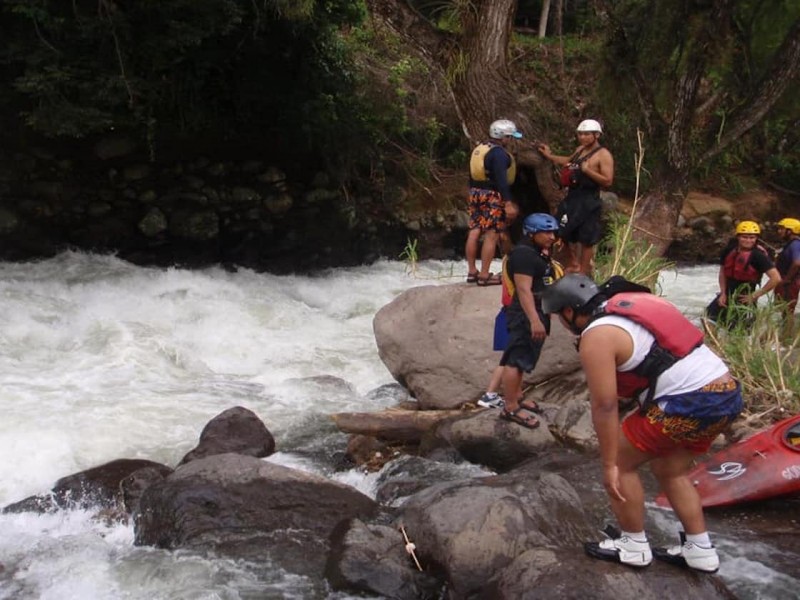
[{"x1": 493, "y1": 308, "x2": 509, "y2": 351}]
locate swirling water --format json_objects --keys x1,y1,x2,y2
[{"x1": 0, "y1": 254, "x2": 795, "y2": 598}]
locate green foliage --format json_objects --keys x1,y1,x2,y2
[
  {"x1": 598, "y1": 0, "x2": 800, "y2": 191},
  {"x1": 0, "y1": 0, "x2": 370, "y2": 168},
  {"x1": 594, "y1": 212, "x2": 673, "y2": 292},
  {"x1": 399, "y1": 237, "x2": 419, "y2": 275}
]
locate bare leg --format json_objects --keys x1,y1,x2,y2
[
  {"x1": 487, "y1": 365, "x2": 504, "y2": 395},
  {"x1": 650, "y1": 449, "x2": 707, "y2": 534},
  {"x1": 610, "y1": 433, "x2": 652, "y2": 532},
  {"x1": 579, "y1": 244, "x2": 596, "y2": 277},
  {"x1": 501, "y1": 365, "x2": 523, "y2": 411},
  {"x1": 564, "y1": 242, "x2": 580, "y2": 273},
  {"x1": 465, "y1": 228, "x2": 481, "y2": 276},
  {"x1": 480, "y1": 230, "x2": 500, "y2": 277}
]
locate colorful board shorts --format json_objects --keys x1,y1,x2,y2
[
  {"x1": 468, "y1": 188, "x2": 507, "y2": 233},
  {"x1": 622, "y1": 380, "x2": 743, "y2": 456}
]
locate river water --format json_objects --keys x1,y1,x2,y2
[{"x1": 0, "y1": 253, "x2": 796, "y2": 599}]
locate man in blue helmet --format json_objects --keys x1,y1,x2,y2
[{"x1": 498, "y1": 212, "x2": 563, "y2": 428}]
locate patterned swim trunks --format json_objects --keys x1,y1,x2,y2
[
  {"x1": 468, "y1": 188, "x2": 507, "y2": 233},
  {"x1": 622, "y1": 380, "x2": 742, "y2": 456}
]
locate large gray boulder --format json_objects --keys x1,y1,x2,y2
[
  {"x1": 134, "y1": 453, "x2": 379, "y2": 577},
  {"x1": 373, "y1": 283, "x2": 582, "y2": 409},
  {"x1": 385, "y1": 463, "x2": 735, "y2": 599}
]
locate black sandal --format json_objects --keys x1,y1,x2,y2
[
  {"x1": 476, "y1": 272, "x2": 502, "y2": 286},
  {"x1": 501, "y1": 407, "x2": 540, "y2": 429},
  {"x1": 466, "y1": 272, "x2": 479, "y2": 283}
]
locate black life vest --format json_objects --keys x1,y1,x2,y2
[
  {"x1": 593, "y1": 292, "x2": 705, "y2": 403},
  {"x1": 559, "y1": 146, "x2": 602, "y2": 189}
]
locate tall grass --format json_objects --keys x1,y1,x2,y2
[
  {"x1": 704, "y1": 304, "x2": 800, "y2": 424},
  {"x1": 595, "y1": 130, "x2": 673, "y2": 290}
]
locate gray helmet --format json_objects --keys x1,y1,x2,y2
[{"x1": 541, "y1": 274, "x2": 599, "y2": 314}]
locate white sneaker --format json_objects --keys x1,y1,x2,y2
[
  {"x1": 477, "y1": 392, "x2": 504, "y2": 409},
  {"x1": 584, "y1": 526, "x2": 652, "y2": 568},
  {"x1": 654, "y1": 533, "x2": 719, "y2": 573}
]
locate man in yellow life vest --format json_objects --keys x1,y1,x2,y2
[{"x1": 465, "y1": 119, "x2": 522, "y2": 286}]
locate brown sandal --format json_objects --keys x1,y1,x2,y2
[
  {"x1": 520, "y1": 398, "x2": 543, "y2": 414},
  {"x1": 466, "y1": 272, "x2": 479, "y2": 283},
  {"x1": 501, "y1": 407, "x2": 540, "y2": 429},
  {"x1": 476, "y1": 272, "x2": 502, "y2": 286}
]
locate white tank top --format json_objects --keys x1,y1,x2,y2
[{"x1": 583, "y1": 314, "x2": 729, "y2": 406}]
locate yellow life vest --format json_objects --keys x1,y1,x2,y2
[{"x1": 469, "y1": 143, "x2": 517, "y2": 185}]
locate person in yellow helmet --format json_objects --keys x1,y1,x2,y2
[
  {"x1": 705, "y1": 220, "x2": 781, "y2": 328},
  {"x1": 775, "y1": 218, "x2": 800, "y2": 337}
]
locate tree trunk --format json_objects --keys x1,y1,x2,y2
[
  {"x1": 538, "y1": 0, "x2": 551, "y2": 38},
  {"x1": 365, "y1": 0, "x2": 562, "y2": 209}
]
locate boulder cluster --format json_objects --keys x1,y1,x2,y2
[{"x1": 2, "y1": 283, "x2": 747, "y2": 598}]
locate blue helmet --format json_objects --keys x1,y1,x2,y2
[{"x1": 523, "y1": 213, "x2": 560, "y2": 235}]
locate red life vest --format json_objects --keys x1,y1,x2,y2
[
  {"x1": 722, "y1": 247, "x2": 762, "y2": 283},
  {"x1": 596, "y1": 292, "x2": 705, "y2": 401}
]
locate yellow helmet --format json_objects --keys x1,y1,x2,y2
[
  {"x1": 735, "y1": 220, "x2": 761, "y2": 235},
  {"x1": 777, "y1": 218, "x2": 800, "y2": 234}
]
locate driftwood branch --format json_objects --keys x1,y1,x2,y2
[{"x1": 330, "y1": 408, "x2": 469, "y2": 443}]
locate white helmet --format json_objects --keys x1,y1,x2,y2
[
  {"x1": 576, "y1": 119, "x2": 603, "y2": 134},
  {"x1": 489, "y1": 119, "x2": 522, "y2": 140}
]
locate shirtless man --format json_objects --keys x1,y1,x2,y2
[{"x1": 538, "y1": 119, "x2": 614, "y2": 276}]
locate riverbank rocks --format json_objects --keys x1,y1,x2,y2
[
  {"x1": 178, "y1": 405, "x2": 275, "y2": 465},
  {"x1": 133, "y1": 453, "x2": 379, "y2": 578},
  {"x1": 328, "y1": 459, "x2": 737, "y2": 599},
  {"x1": 2, "y1": 458, "x2": 172, "y2": 515},
  {"x1": 373, "y1": 283, "x2": 582, "y2": 409}
]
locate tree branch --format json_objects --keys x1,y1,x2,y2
[{"x1": 701, "y1": 18, "x2": 800, "y2": 163}]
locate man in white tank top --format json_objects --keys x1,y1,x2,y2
[{"x1": 542, "y1": 274, "x2": 743, "y2": 574}]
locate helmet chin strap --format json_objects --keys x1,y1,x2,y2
[{"x1": 564, "y1": 310, "x2": 584, "y2": 336}]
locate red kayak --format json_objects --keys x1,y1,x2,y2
[{"x1": 655, "y1": 414, "x2": 800, "y2": 508}]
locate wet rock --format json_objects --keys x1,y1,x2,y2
[
  {"x1": 3, "y1": 458, "x2": 172, "y2": 514},
  {"x1": 326, "y1": 519, "x2": 442, "y2": 599},
  {"x1": 179, "y1": 406, "x2": 275, "y2": 466},
  {"x1": 134, "y1": 453, "x2": 379, "y2": 577}
]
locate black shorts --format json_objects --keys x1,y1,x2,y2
[
  {"x1": 556, "y1": 189, "x2": 602, "y2": 245},
  {"x1": 499, "y1": 309, "x2": 550, "y2": 372}
]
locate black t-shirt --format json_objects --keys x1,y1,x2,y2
[{"x1": 506, "y1": 239, "x2": 556, "y2": 316}]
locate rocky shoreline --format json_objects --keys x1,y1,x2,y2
[{"x1": 4, "y1": 282, "x2": 797, "y2": 598}]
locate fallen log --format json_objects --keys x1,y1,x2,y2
[{"x1": 330, "y1": 408, "x2": 471, "y2": 443}]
